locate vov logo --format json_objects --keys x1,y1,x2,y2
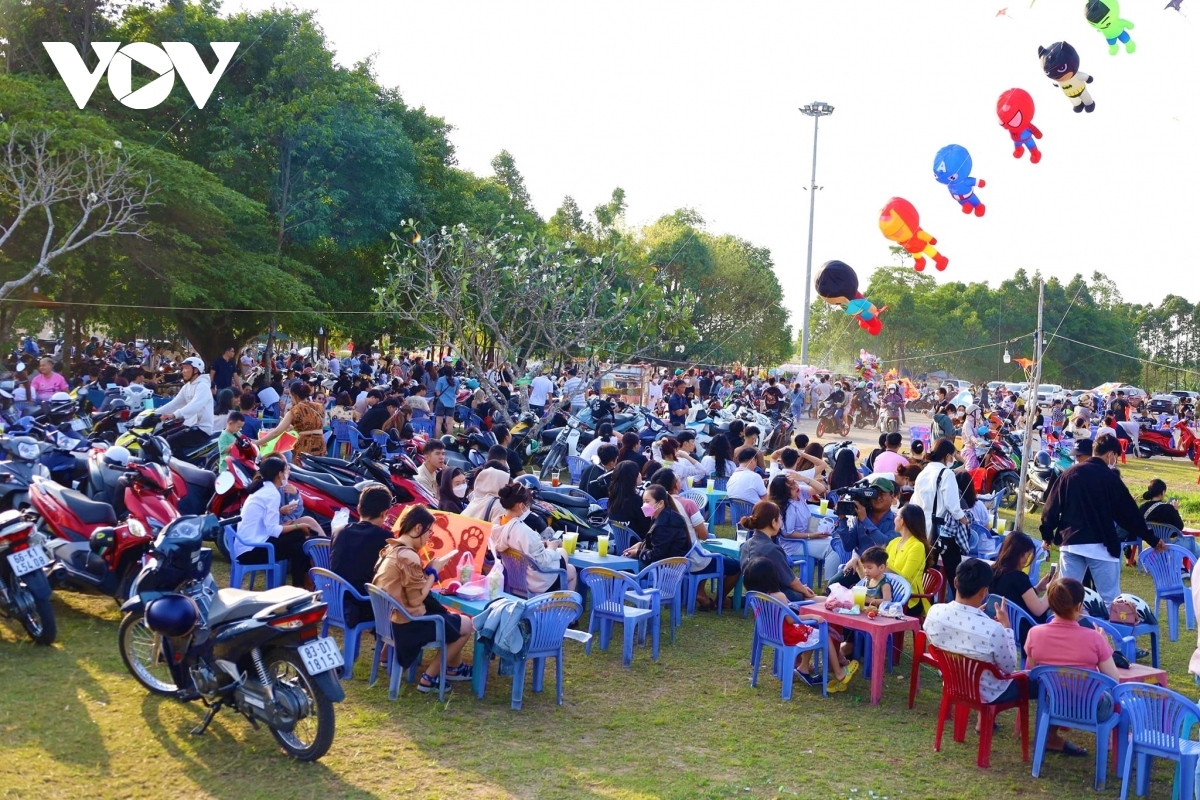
[{"x1": 42, "y1": 41, "x2": 240, "y2": 110}]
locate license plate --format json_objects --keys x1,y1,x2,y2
[
  {"x1": 70, "y1": 418, "x2": 87, "y2": 431},
  {"x1": 297, "y1": 637, "x2": 344, "y2": 674},
  {"x1": 7, "y1": 546, "x2": 50, "y2": 576}
]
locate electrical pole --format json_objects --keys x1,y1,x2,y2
[
  {"x1": 1014, "y1": 279, "x2": 1044, "y2": 532},
  {"x1": 799, "y1": 101, "x2": 834, "y2": 367}
]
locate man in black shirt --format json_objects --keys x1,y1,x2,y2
[
  {"x1": 761, "y1": 377, "x2": 784, "y2": 414},
  {"x1": 210, "y1": 346, "x2": 237, "y2": 391},
  {"x1": 492, "y1": 425, "x2": 526, "y2": 477},
  {"x1": 698, "y1": 371, "x2": 714, "y2": 399},
  {"x1": 329, "y1": 485, "x2": 394, "y2": 627},
  {"x1": 579, "y1": 444, "x2": 618, "y2": 500},
  {"x1": 667, "y1": 379, "x2": 689, "y2": 432},
  {"x1": 358, "y1": 397, "x2": 398, "y2": 437}
]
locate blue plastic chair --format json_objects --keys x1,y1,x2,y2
[
  {"x1": 303, "y1": 538, "x2": 331, "y2": 571},
  {"x1": 465, "y1": 412, "x2": 485, "y2": 430},
  {"x1": 410, "y1": 417, "x2": 435, "y2": 438},
  {"x1": 330, "y1": 418, "x2": 368, "y2": 459},
  {"x1": 1147, "y1": 522, "x2": 1197, "y2": 558},
  {"x1": 1027, "y1": 545, "x2": 1048, "y2": 583},
  {"x1": 746, "y1": 591, "x2": 829, "y2": 699},
  {"x1": 365, "y1": 584, "x2": 449, "y2": 701},
  {"x1": 309, "y1": 568, "x2": 374, "y2": 679},
  {"x1": 777, "y1": 536, "x2": 816, "y2": 590},
  {"x1": 477, "y1": 592, "x2": 586, "y2": 709},
  {"x1": 579, "y1": 567, "x2": 660, "y2": 667},
  {"x1": 1111, "y1": 682, "x2": 1200, "y2": 800},
  {"x1": 497, "y1": 548, "x2": 569, "y2": 600},
  {"x1": 607, "y1": 522, "x2": 641, "y2": 554},
  {"x1": 828, "y1": 535, "x2": 849, "y2": 573},
  {"x1": 635, "y1": 557, "x2": 689, "y2": 644},
  {"x1": 1028, "y1": 666, "x2": 1121, "y2": 790},
  {"x1": 1079, "y1": 615, "x2": 1138, "y2": 663},
  {"x1": 564, "y1": 456, "x2": 587, "y2": 486},
  {"x1": 684, "y1": 541, "x2": 726, "y2": 616},
  {"x1": 224, "y1": 524, "x2": 286, "y2": 589},
  {"x1": 1140, "y1": 543, "x2": 1196, "y2": 642},
  {"x1": 720, "y1": 498, "x2": 755, "y2": 537},
  {"x1": 969, "y1": 523, "x2": 1000, "y2": 558}
]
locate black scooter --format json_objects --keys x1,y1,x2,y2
[
  {"x1": 118, "y1": 515, "x2": 344, "y2": 761},
  {"x1": 0, "y1": 436, "x2": 52, "y2": 511}
]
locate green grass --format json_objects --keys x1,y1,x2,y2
[{"x1": 2, "y1": 461, "x2": 1200, "y2": 799}]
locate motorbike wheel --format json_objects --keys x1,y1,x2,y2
[
  {"x1": 539, "y1": 445, "x2": 565, "y2": 481},
  {"x1": 886, "y1": 419, "x2": 899, "y2": 435},
  {"x1": 114, "y1": 563, "x2": 140, "y2": 605},
  {"x1": 815, "y1": 420, "x2": 826, "y2": 438},
  {"x1": 19, "y1": 572, "x2": 56, "y2": 646},
  {"x1": 265, "y1": 648, "x2": 335, "y2": 762},
  {"x1": 118, "y1": 612, "x2": 178, "y2": 695},
  {"x1": 840, "y1": 420, "x2": 851, "y2": 437},
  {"x1": 997, "y1": 472, "x2": 1021, "y2": 508}
]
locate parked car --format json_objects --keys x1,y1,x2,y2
[
  {"x1": 1035, "y1": 384, "x2": 1064, "y2": 405},
  {"x1": 1170, "y1": 390, "x2": 1198, "y2": 405},
  {"x1": 1117, "y1": 386, "x2": 1147, "y2": 401},
  {"x1": 986, "y1": 380, "x2": 1006, "y2": 392},
  {"x1": 1148, "y1": 394, "x2": 1177, "y2": 415}
]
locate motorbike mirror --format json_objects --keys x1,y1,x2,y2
[{"x1": 213, "y1": 470, "x2": 235, "y2": 495}]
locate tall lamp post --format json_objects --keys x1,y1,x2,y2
[{"x1": 799, "y1": 101, "x2": 834, "y2": 367}]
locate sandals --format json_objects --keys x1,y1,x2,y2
[
  {"x1": 445, "y1": 662, "x2": 473, "y2": 682},
  {"x1": 828, "y1": 659, "x2": 860, "y2": 693},
  {"x1": 1049, "y1": 741, "x2": 1088, "y2": 757}
]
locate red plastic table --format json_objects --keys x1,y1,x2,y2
[
  {"x1": 800, "y1": 603, "x2": 921, "y2": 705},
  {"x1": 1116, "y1": 663, "x2": 1169, "y2": 688}
]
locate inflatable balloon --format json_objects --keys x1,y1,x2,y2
[
  {"x1": 996, "y1": 88, "x2": 1042, "y2": 163},
  {"x1": 814, "y1": 260, "x2": 883, "y2": 336},
  {"x1": 878, "y1": 198, "x2": 949, "y2": 272},
  {"x1": 933, "y1": 145, "x2": 986, "y2": 217},
  {"x1": 1086, "y1": 0, "x2": 1135, "y2": 55},
  {"x1": 1039, "y1": 42, "x2": 1095, "y2": 113}
]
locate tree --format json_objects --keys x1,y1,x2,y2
[
  {"x1": 378, "y1": 221, "x2": 695, "y2": 422},
  {"x1": 0, "y1": 125, "x2": 152, "y2": 339}
]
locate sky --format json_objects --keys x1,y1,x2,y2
[{"x1": 227, "y1": 0, "x2": 1200, "y2": 333}]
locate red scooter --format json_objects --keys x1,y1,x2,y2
[
  {"x1": 1135, "y1": 419, "x2": 1200, "y2": 462},
  {"x1": 971, "y1": 441, "x2": 1021, "y2": 505},
  {"x1": 32, "y1": 454, "x2": 179, "y2": 602}
]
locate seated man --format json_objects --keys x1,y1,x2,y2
[
  {"x1": 579, "y1": 444, "x2": 617, "y2": 501},
  {"x1": 329, "y1": 485, "x2": 394, "y2": 627},
  {"x1": 923, "y1": 559, "x2": 1020, "y2": 707},
  {"x1": 828, "y1": 477, "x2": 897, "y2": 588}
]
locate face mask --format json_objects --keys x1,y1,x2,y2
[
  {"x1": 516, "y1": 509, "x2": 530, "y2": 522},
  {"x1": 641, "y1": 503, "x2": 657, "y2": 518},
  {"x1": 279, "y1": 478, "x2": 289, "y2": 488},
  {"x1": 452, "y1": 483, "x2": 468, "y2": 498}
]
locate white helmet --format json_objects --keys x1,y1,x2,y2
[
  {"x1": 182, "y1": 356, "x2": 205, "y2": 372},
  {"x1": 103, "y1": 445, "x2": 131, "y2": 468}
]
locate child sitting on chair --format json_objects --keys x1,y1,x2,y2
[
  {"x1": 279, "y1": 475, "x2": 326, "y2": 542},
  {"x1": 743, "y1": 557, "x2": 859, "y2": 693},
  {"x1": 859, "y1": 546, "x2": 894, "y2": 608}
]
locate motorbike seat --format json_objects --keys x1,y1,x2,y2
[
  {"x1": 613, "y1": 413, "x2": 636, "y2": 427},
  {"x1": 170, "y1": 457, "x2": 215, "y2": 491},
  {"x1": 207, "y1": 585, "x2": 311, "y2": 626},
  {"x1": 292, "y1": 473, "x2": 362, "y2": 506},
  {"x1": 538, "y1": 489, "x2": 591, "y2": 511},
  {"x1": 300, "y1": 454, "x2": 352, "y2": 469},
  {"x1": 43, "y1": 481, "x2": 117, "y2": 526}
]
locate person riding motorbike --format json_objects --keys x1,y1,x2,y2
[
  {"x1": 883, "y1": 384, "x2": 906, "y2": 424},
  {"x1": 156, "y1": 356, "x2": 215, "y2": 434},
  {"x1": 826, "y1": 382, "x2": 847, "y2": 425}
]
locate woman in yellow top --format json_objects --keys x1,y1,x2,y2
[{"x1": 885, "y1": 504, "x2": 930, "y2": 615}]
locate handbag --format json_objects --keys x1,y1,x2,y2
[{"x1": 1108, "y1": 599, "x2": 1138, "y2": 625}]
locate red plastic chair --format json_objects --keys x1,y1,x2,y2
[
  {"x1": 908, "y1": 631, "x2": 939, "y2": 708},
  {"x1": 928, "y1": 644, "x2": 1030, "y2": 769},
  {"x1": 894, "y1": 569, "x2": 946, "y2": 665}
]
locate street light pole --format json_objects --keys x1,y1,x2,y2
[{"x1": 799, "y1": 101, "x2": 834, "y2": 367}]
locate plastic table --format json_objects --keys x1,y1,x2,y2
[
  {"x1": 702, "y1": 537, "x2": 744, "y2": 610},
  {"x1": 800, "y1": 604, "x2": 921, "y2": 705},
  {"x1": 1116, "y1": 663, "x2": 1168, "y2": 688},
  {"x1": 703, "y1": 489, "x2": 729, "y2": 527},
  {"x1": 567, "y1": 549, "x2": 639, "y2": 573},
  {"x1": 433, "y1": 588, "x2": 519, "y2": 697}
]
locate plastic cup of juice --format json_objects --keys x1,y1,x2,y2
[
  {"x1": 551, "y1": 475, "x2": 560, "y2": 487},
  {"x1": 852, "y1": 586, "x2": 868, "y2": 607},
  {"x1": 686, "y1": 476, "x2": 694, "y2": 489},
  {"x1": 706, "y1": 481, "x2": 713, "y2": 495},
  {"x1": 996, "y1": 518, "x2": 1007, "y2": 535},
  {"x1": 597, "y1": 535, "x2": 610, "y2": 557},
  {"x1": 562, "y1": 532, "x2": 578, "y2": 555},
  {"x1": 818, "y1": 498, "x2": 829, "y2": 515}
]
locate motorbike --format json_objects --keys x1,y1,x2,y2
[
  {"x1": 971, "y1": 440, "x2": 1021, "y2": 506},
  {"x1": 815, "y1": 399, "x2": 850, "y2": 439},
  {"x1": 0, "y1": 509, "x2": 55, "y2": 644},
  {"x1": 116, "y1": 411, "x2": 220, "y2": 469},
  {"x1": 1134, "y1": 419, "x2": 1199, "y2": 461},
  {"x1": 850, "y1": 397, "x2": 878, "y2": 430},
  {"x1": 539, "y1": 400, "x2": 663, "y2": 480},
  {"x1": 118, "y1": 514, "x2": 342, "y2": 761},
  {"x1": 879, "y1": 397, "x2": 903, "y2": 435},
  {"x1": 1023, "y1": 444, "x2": 1073, "y2": 514},
  {"x1": 0, "y1": 435, "x2": 52, "y2": 511}
]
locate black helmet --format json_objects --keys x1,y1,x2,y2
[
  {"x1": 140, "y1": 435, "x2": 172, "y2": 465},
  {"x1": 1033, "y1": 451, "x2": 1052, "y2": 469},
  {"x1": 144, "y1": 594, "x2": 199, "y2": 638},
  {"x1": 89, "y1": 527, "x2": 116, "y2": 558}
]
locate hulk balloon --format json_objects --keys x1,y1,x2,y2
[{"x1": 1086, "y1": 0, "x2": 1135, "y2": 55}]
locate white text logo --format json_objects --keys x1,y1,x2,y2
[{"x1": 42, "y1": 41, "x2": 240, "y2": 110}]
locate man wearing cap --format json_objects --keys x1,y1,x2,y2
[
  {"x1": 1073, "y1": 438, "x2": 1093, "y2": 465},
  {"x1": 829, "y1": 476, "x2": 898, "y2": 588},
  {"x1": 157, "y1": 356, "x2": 215, "y2": 433}
]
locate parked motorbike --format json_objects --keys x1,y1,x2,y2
[
  {"x1": 971, "y1": 441, "x2": 1021, "y2": 506},
  {"x1": 118, "y1": 514, "x2": 342, "y2": 761},
  {"x1": 815, "y1": 400, "x2": 850, "y2": 439},
  {"x1": 0, "y1": 436, "x2": 52, "y2": 511},
  {"x1": 0, "y1": 509, "x2": 55, "y2": 644},
  {"x1": 116, "y1": 412, "x2": 220, "y2": 469},
  {"x1": 1135, "y1": 419, "x2": 1199, "y2": 461},
  {"x1": 1023, "y1": 445, "x2": 1073, "y2": 514}
]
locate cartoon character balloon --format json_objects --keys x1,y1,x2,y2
[
  {"x1": 1039, "y1": 42, "x2": 1095, "y2": 113},
  {"x1": 878, "y1": 198, "x2": 949, "y2": 272},
  {"x1": 814, "y1": 260, "x2": 883, "y2": 336},
  {"x1": 996, "y1": 88, "x2": 1043, "y2": 163},
  {"x1": 1086, "y1": 0, "x2": 1135, "y2": 55},
  {"x1": 933, "y1": 145, "x2": 986, "y2": 217}
]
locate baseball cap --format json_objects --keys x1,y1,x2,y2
[
  {"x1": 868, "y1": 476, "x2": 896, "y2": 494},
  {"x1": 1074, "y1": 438, "x2": 1094, "y2": 457}
]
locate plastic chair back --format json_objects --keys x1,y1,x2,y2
[
  {"x1": 310, "y1": 567, "x2": 353, "y2": 627},
  {"x1": 1141, "y1": 543, "x2": 1190, "y2": 596},
  {"x1": 747, "y1": 590, "x2": 800, "y2": 648},
  {"x1": 580, "y1": 567, "x2": 641, "y2": 616},
  {"x1": 565, "y1": 456, "x2": 587, "y2": 485},
  {"x1": 1147, "y1": 522, "x2": 1187, "y2": 549},
  {"x1": 724, "y1": 498, "x2": 755, "y2": 532},
  {"x1": 919, "y1": 568, "x2": 945, "y2": 602},
  {"x1": 856, "y1": 574, "x2": 912, "y2": 606},
  {"x1": 524, "y1": 591, "x2": 583, "y2": 654},
  {"x1": 411, "y1": 417, "x2": 435, "y2": 438},
  {"x1": 1111, "y1": 682, "x2": 1200, "y2": 754},
  {"x1": 637, "y1": 557, "x2": 689, "y2": 604},
  {"x1": 608, "y1": 521, "x2": 641, "y2": 553},
  {"x1": 709, "y1": 475, "x2": 728, "y2": 491},
  {"x1": 1078, "y1": 615, "x2": 1136, "y2": 658},
  {"x1": 929, "y1": 646, "x2": 996, "y2": 703},
  {"x1": 1028, "y1": 666, "x2": 1117, "y2": 726},
  {"x1": 497, "y1": 548, "x2": 567, "y2": 599},
  {"x1": 303, "y1": 538, "x2": 331, "y2": 571}
]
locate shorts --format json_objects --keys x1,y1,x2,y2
[{"x1": 436, "y1": 402, "x2": 455, "y2": 417}]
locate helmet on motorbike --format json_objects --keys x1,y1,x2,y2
[
  {"x1": 89, "y1": 526, "x2": 116, "y2": 558},
  {"x1": 466, "y1": 379, "x2": 479, "y2": 390},
  {"x1": 49, "y1": 392, "x2": 77, "y2": 420},
  {"x1": 107, "y1": 398, "x2": 130, "y2": 413},
  {"x1": 857, "y1": 381, "x2": 865, "y2": 389},
  {"x1": 140, "y1": 435, "x2": 172, "y2": 465},
  {"x1": 1033, "y1": 451, "x2": 1052, "y2": 469},
  {"x1": 145, "y1": 593, "x2": 200, "y2": 638},
  {"x1": 103, "y1": 445, "x2": 132, "y2": 468}
]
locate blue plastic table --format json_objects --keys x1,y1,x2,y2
[
  {"x1": 433, "y1": 589, "x2": 519, "y2": 697},
  {"x1": 701, "y1": 537, "x2": 745, "y2": 610}
]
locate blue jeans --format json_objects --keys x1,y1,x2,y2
[{"x1": 1060, "y1": 551, "x2": 1121, "y2": 605}]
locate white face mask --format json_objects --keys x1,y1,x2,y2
[
  {"x1": 516, "y1": 509, "x2": 530, "y2": 522},
  {"x1": 452, "y1": 483, "x2": 468, "y2": 498}
]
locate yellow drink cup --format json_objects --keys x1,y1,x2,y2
[
  {"x1": 818, "y1": 498, "x2": 829, "y2": 515},
  {"x1": 597, "y1": 535, "x2": 610, "y2": 557},
  {"x1": 852, "y1": 586, "x2": 868, "y2": 607},
  {"x1": 562, "y1": 532, "x2": 578, "y2": 555}
]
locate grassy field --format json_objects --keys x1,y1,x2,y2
[{"x1": 2, "y1": 458, "x2": 1199, "y2": 800}]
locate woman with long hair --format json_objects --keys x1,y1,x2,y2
[
  {"x1": 234, "y1": 455, "x2": 321, "y2": 587},
  {"x1": 885, "y1": 504, "x2": 930, "y2": 615},
  {"x1": 700, "y1": 432, "x2": 735, "y2": 483},
  {"x1": 827, "y1": 448, "x2": 860, "y2": 496},
  {"x1": 372, "y1": 505, "x2": 474, "y2": 692},
  {"x1": 490, "y1": 482, "x2": 576, "y2": 590},
  {"x1": 437, "y1": 467, "x2": 468, "y2": 514},
  {"x1": 212, "y1": 388, "x2": 236, "y2": 431},
  {"x1": 257, "y1": 381, "x2": 327, "y2": 459},
  {"x1": 608, "y1": 461, "x2": 651, "y2": 538},
  {"x1": 616, "y1": 431, "x2": 646, "y2": 469},
  {"x1": 989, "y1": 531, "x2": 1051, "y2": 624}
]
